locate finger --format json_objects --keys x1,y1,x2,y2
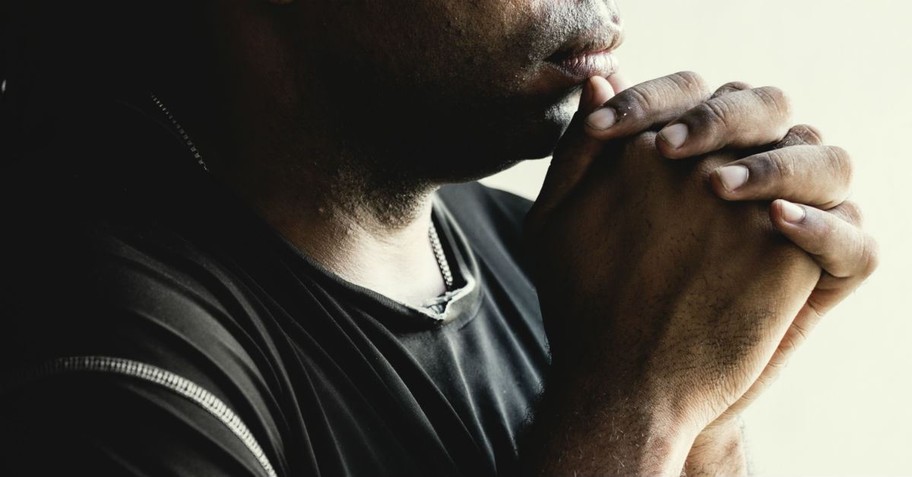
[
  {"x1": 738, "y1": 198, "x2": 875, "y2": 411},
  {"x1": 584, "y1": 71, "x2": 711, "y2": 139},
  {"x1": 770, "y1": 200, "x2": 879, "y2": 282},
  {"x1": 529, "y1": 77, "x2": 616, "y2": 232},
  {"x1": 657, "y1": 86, "x2": 793, "y2": 159},
  {"x1": 710, "y1": 144, "x2": 853, "y2": 209},
  {"x1": 730, "y1": 123, "x2": 825, "y2": 161},
  {"x1": 773, "y1": 200, "x2": 879, "y2": 319},
  {"x1": 826, "y1": 200, "x2": 863, "y2": 227},
  {"x1": 607, "y1": 71, "x2": 632, "y2": 93},
  {"x1": 710, "y1": 81, "x2": 752, "y2": 99},
  {"x1": 774, "y1": 124, "x2": 824, "y2": 148},
  {"x1": 579, "y1": 76, "x2": 616, "y2": 113}
]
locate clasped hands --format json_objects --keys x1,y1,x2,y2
[{"x1": 525, "y1": 71, "x2": 878, "y2": 474}]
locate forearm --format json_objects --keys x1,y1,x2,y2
[
  {"x1": 520, "y1": 368, "x2": 699, "y2": 477},
  {"x1": 684, "y1": 419, "x2": 748, "y2": 477}
]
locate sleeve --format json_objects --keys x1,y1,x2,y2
[
  {"x1": 0, "y1": 226, "x2": 290, "y2": 477},
  {"x1": 0, "y1": 371, "x2": 275, "y2": 477}
]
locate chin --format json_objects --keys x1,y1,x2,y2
[
  {"x1": 392, "y1": 90, "x2": 578, "y2": 184},
  {"x1": 509, "y1": 92, "x2": 577, "y2": 158},
  {"x1": 450, "y1": 98, "x2": 575, "y2": 178}
]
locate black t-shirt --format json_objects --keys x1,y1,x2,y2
[{"x1": 0, "y1": 97, "x2": 549, "y2": 476}]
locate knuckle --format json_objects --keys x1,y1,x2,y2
[
  {"x1": 613, "y1": 85, "x2": 653, "y2": 121},
  {"x1": 791, "y1": 124, "x2": 824, "y2": 145},
  {"x1": 837, "y1": 201, "x2": 865, "y2": 226},
  {"x1": 613, "y1": 72, "x2": 710, "y2": 119},
  {"x1": 694, "y1": 98, "x2": 733, "y2": 131},
  {"x1": 860, "y1": 235, "x2": 881, "y2": 278},
  {"x1": 669, "y1": 71, "x2": 710, "y2": 97},
  {"x1": 776, "y1": 132, "x2": 804, "y2": 148},
  {"x1": 753, "y1": 86, "x2": 792, "y2": 119},
  {"x1": 713, "y1": 81, "x2": 752, "y2": 97},
  {"x1": 824, "y1": 145, "x2": 854, "y2": 185},
  {"x1": 721, "y1": 81, "x2": 752, "y2": 91},
  {"x1": 764, "y1": 149, "x2": 796, "y2": 181}
]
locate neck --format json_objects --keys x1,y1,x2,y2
[
  {"x1": 155, "y1": 10, "x2": 453, "y2": 307},
  {"x1": 232, "y1": 150, "x2": 449, "y2": 306},
  {"x1": 169, "y1": 94, "x2": 449, "y2": 307}
]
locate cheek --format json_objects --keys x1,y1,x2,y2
[
  {"x1": 304, "y1": 0, "x2": 562, "y2": 98},
  {"x1": 382, "y1": 0, "x2": 551, "y2": 88}
]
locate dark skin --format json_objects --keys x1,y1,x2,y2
[
  {"x1": 526, "y1": 75, "x2": 877, "y2": 474},
  {"x1": 173, "y1": 0, "x2": 626, "y2": 305},
  {"x1": 163, "y1": 0, "x2": 878, "y2": 474}
]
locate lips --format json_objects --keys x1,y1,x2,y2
[
  {"x1": 545, "y1": 29, "x2": 624, "y2": 81},
  {"x1": 546, "y1": 50, "x2": 618, "y2": 81}
]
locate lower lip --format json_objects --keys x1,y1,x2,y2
[{"x1": 546, "y1": 51, "x2": 618, "y2": 82}]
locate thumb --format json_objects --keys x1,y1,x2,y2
[
  {"x1": 579, "y1": 74, "x2": 616, "y2": 112},
  {"x1": 528, "y1": 75, "x2": 615, "y2": 233}
]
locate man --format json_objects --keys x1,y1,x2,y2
[{"x1": 0, "y1": 0, "x2": 876, "y2": 475}]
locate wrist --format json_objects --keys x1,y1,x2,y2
[
  {"x1": 525, "y1": 369, "x2": 703, "y2": 476},
  {"x1": 686, "y1": 416, "x2": 748, "y2": 477}
]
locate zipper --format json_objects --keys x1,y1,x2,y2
[{"x1": 2, "y1": 356, "x2": 278, "y2": 477}]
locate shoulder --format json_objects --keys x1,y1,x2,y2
[
  {"x1": 438, "y1": 181, "x2": 533, "y2": 222},
  {"x1": 435, "y1": 181, "x2": 537, "y2": 280},
  {"x1": 0, "y1": 360, "x2": 280, "y2": 476},
  {"x1": 0, "y1": 185, "x2": 289, "y2": 475},
  {"x1": 437, "y1": 181, "x2": 533, "y2": 241}
]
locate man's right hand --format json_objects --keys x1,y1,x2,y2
[{"x1": 522, "y1": 74, "x2": 823, "y2": 476}]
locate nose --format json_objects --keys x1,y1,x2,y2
[
  {"x1": 588, "y1": 0, "x2": 623, "y2": 45},
  {"x1": 580, "y1": 0, "x2": 622, "y2": 29},
  {"x1": 603, "y1": 0, "x2": 622, "y2": 26}
]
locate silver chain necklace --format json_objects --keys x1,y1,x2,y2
[
  {"x1": 428, "y1": 221, "x2": 454, "y2": 290},
  {"x1": 149, "y1": 93, "x2": 454, "y2": 291}
]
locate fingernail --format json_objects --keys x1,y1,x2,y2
[
  {"x1": 586, "y1": 108, "x2": 617, "y2": 130},
  {"x1": 780, "y1": 201, "x2": 806, "y2": 224},
  {"x1": 659, "y1": 123, "x2": 688, "y2": 149},
  {"x1": 580, "y1": 77, "x2": 595, "y2": 108},
  {"x1": 717, "y1": 165, "x2": 749, "y2": 192}
]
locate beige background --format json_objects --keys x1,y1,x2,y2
[{"x1": 482, "y1": 1, "x2": 912, "y2": 474}]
